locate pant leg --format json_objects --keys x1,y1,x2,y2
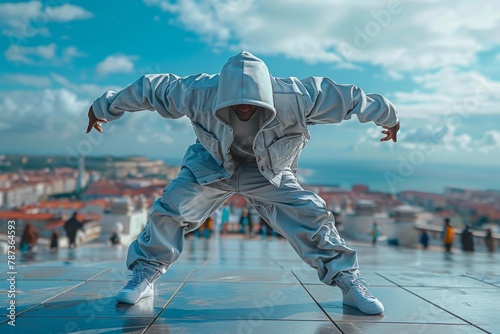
[
  {"x1": 237, "y1": 163, "x2": 359, "y2": 285},
  {"x1": 126, "y1": 167, "x2": 234, "y2": 270}
]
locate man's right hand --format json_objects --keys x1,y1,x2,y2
[
  {"x1": 380, "y1": 122, "x2": 400, "y2": 143},
  {"x1": 86, "y1": 106, "x2": 108, "y2": 133}
]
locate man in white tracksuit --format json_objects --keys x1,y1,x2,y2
[{"x1": 87, "y1": 51, "x2": 400, "y2": 315}]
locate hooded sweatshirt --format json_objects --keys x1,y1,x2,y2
[{"x1": 92, "y1": 51, "x2": 399, "y2": 187}]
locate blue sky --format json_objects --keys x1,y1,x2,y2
[{"x1": 1, "y1": 0, "x2": 500, "y2": 190}]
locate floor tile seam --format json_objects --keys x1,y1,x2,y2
[
  {"x1": 300, "y1": 283, "x2": 397, "y2": 287},
  {"x1": 84, "y1": 268, "x2": 132, "y2": 282},
  {"x1": 460, "y1": 275, "x2": 500, "y2": 288},
  {"x1": 0, "y1": 315, "x2": 156, "y2": 319},
  {"x1": 142, "y1": 268, "x2": 196, "y2": 334},
  {"x1": 0, "y1": 280, "x2": 91, "y2": 325},
  {"x1": 290, "y1": 271, "x2": 344, "y2": 334},
  {"x1": 387, "y1": 285, "x2": 497, "y2": 289},
  {"x1": 8, "y1": 279, "x2": 96, "y2": 282},
  {"x1": 0, "y1": 268, "x2": 110, "y2": 324},
  {"x1": 269, "y1": 257, "x2": 286, "y2": 269},
  {"x1": 332, "y1": 319, "x2": 491, "y2": 325},
  {"x1": 181, "y1": 281, "x2": 301, "y2": 285},
  {"x1": 475, "y1": 325, "x2": 498, "y2": 334},
  {"x1": 183, "y1": 259, "x2": 294, "y2": 285},
  {"x1": 374, "y1": 271, "x2": 498, "y2": 277},
  {"x1": 334, "y1": 320, "x2": 493, "y2": 326},
  {"x1": 153, "y1": 318, "x2": 334, "y2": 322},
  {"x1": 376, "y1": 272, "x2": 491, "y2": 332},
  {"x1": 160, "y1": 316, "x2": 330, "y2": 321},
  {"x1": 373, "y1": 271, "x2": 500, "y2": 289},
  {"x1": 90, "y1": 279, "x2": 187, "y2": 283},
  {"x1": 79, "y1": 261, "x2": 128, "y2": 267},
  {"x1": 192, "y1": 268, "x2": 290, "y2": 272}
]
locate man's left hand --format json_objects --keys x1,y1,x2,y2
[{"x1": 86, "y1": 106, "x2": 108, "y2": 134}]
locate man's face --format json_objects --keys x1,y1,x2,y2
[{"x1": 231, "y1": 104, "x2": 258, "y2": 121}]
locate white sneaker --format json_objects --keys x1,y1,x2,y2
[
  {"x1": 115, "y1": 268, "x2": 156, "y2": 304},
  {"x1": 335, "y1": 272, "x2": 384, "y2": 315}
]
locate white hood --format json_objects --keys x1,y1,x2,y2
[{"x1": 214, "y1": 51, "x2": 276, "y2": 122}]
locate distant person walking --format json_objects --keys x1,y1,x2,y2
[
  {"x1": 259, "y1": 216, "x2": 272, "y2": 239},
  {"x1": 50, "y1": 230, "x2": 60, "y2": 250},
  {"x1": 110, "y1": 232, "x2": 122, "y2": 245},
  {"x1": 485, "y1": 228, "x2": 495, "y2": 253},
  {"x1": 20, "y1": 223, "x2": 39, "y2": 252},
  {"x1": 371, "y1": 222, "x2": 381, "y2": 246},
  {"x1": 442, "y1": 218, "x2": 454, "y2": 253},
  {"x1": 460, "y1": 225, "x2": 474, "y2": 252},
  {"x1": 201, "y1": 216, "x2": 214, "y2": 238},
  {"x1": 64, "y1": 212, "x2": 84, "y2": 248},
  {"x1": 220, "y1": 205, "x2": 230, "y2": 235},
  {"x1": 109, "y1": 222, "x2": 123, "y2": 246},
  {"x1": 419, "y1": 230, "x2": 429, "y2": 250},
  {"x1": 239, "y1": 208, "x2": 250, "y2": 236}
]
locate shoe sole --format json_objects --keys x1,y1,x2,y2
[
  {"x1": 115, "y1": 292, "x2": 153, "y2": 304},
  {"x1": 343, "y1": 301, "x2": 384, "y2": 315}
]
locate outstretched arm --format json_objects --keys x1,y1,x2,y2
[
  {"x1": 302, "y1": 77, "x2": 400, "y2": 139},
  {"x1": 86, "y1": 74, "x2": 190, "y2": 135}
]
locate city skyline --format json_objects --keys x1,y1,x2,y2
[
  {"x1": 1, "y1": 1, "x2": 500, "y2": 189},
  {"x1": 2, "y1": 153, "x2": 499, "y2": 194}
]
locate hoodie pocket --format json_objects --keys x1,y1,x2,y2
[
  {"x1": 267, "y1": 134, "x2": 305, "y2": 172},
  {"x1": 192, "y1": 122, "x2": 223, "y2": 164}
]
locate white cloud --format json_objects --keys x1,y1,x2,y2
[
  {"x1": 4, "y1": 43, "x2": 85, "y2": 65},
  {"x1": 137, "y1": 135, "x2": 148, "y2": 143},
  {"x1": 96, "y1": 55, "x2": 137, "y2": 76},
  {"x1": 0, "y1": 86, "x2": 196, "y2": 157},
  {"x1": 45, "y1": 3, "x2": 94, "y2": 22},
  {"x1": 0, "y1": 1, "x2": 93, "y2": 37},
  {"x1": 478, "y1": 130, "x2": 500, "y2": 153},
  {"x1": 386, "y1": 70, "x2": 404, "y2": 81},
  {"x1": 354, "y1": 116, "x2": 500, "y2": 156},
  {"x1": 0, "y1": 89, "x2": 89, "y2": 138},
  {"x1": 50, "y1": 73, "x2": 120, "y2": 97},
  {"x1": 61, "y1": 46, "x2": 86, "y2": 63},
  {"x1": 0, "y1": 1, "x2": 42, "y2": 35},
  {"x1": 144, "y1": 0, "x2": 500, "y2": 72},
  {"x1": 0, "y1": 1, "x2": 94, "y2": 38},
  {"x1": 394, "y1": 68, "x2": 500, "y2": 119},
  {"x1": 5, "y1": 43, "x2": 55, "y2": 64},
  {"x1": 5, "y1": 74, "x2": 52, "y2": 88}
]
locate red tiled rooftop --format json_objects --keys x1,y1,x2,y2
[
  {"x1": 38, "y1": 200, "x2": 85, "y2": 210},
  {"x1": 0, "y1": 211, "x2": 55, "y2": 220}
]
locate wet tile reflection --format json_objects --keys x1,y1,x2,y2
[{"x1": 0, "y1": 237, "x2": 497, "y2": 333}]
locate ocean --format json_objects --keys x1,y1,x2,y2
[
  {"x1": 297, "y1": 161, "x2": 500, "y2": 194},
  {"x1": 162, "y1": 157, "x2": 499, "y2": 194}
]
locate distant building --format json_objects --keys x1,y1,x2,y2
[
  {"x1": 85, "y1": 156, "x2": 179, "y2": 179},
  {"x1": 0, "y1": 210, "x2": 100, "y2": 248},
  {"x1": 98, "y1": 196, "x2": 149, "y2": 245},
  {"x1": 352, "y1": 184, "x2": 369, "y2": 193},
  {"x1": 386, "y1": 205, "x2": 420, "y2": 247},
  {"x1": 0, "y1": 168, "x2": 91, "y2": 209},
  {"x1": 341, "y1": 200, "x2": 391, "y2": 242}
]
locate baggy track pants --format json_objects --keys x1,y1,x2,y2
[{"x1": 126, "y1": 162, "x2": 359, "y2": 285}]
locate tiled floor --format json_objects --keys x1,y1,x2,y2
[{"x1": 1, "y1": 236, "x2": 498, "y2": 333}]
